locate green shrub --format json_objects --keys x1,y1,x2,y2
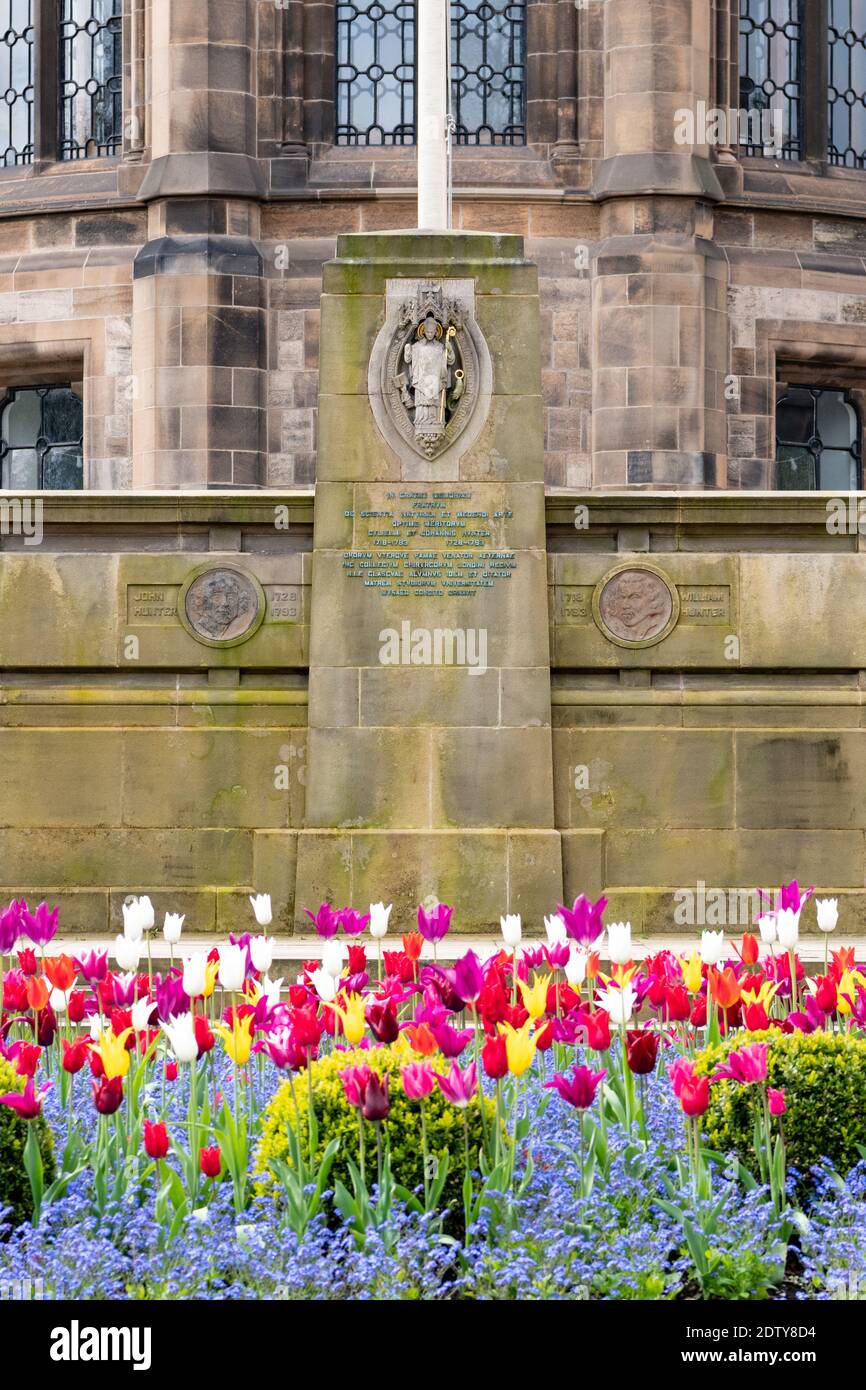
[
  {"x1": 256, "y1": 1046, "x2": 496, "y2": 1216},
  {"x1": 0, "y1": 1056, "x2": 55, "y2": 1231},
  {"x1": 695, "y1": 1029, "x2": 866, "y2": 1182}
]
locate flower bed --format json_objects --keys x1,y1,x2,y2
[{"x1": 1, "y1": 885, "x2": 865, "y2": 1300}]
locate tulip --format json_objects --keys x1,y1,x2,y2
[
  {"x1": 165, "y1": 1061, "x2": 178, "y2": 1082},
  {"x1": 369, "y1": 902, "x2": 392, "y2": 939},
  {"x1": 25, "y1": 975, "x2": 49, "y2": 1013},
  {"x1": 402, "y1": 932, "x2": 424, "y2": 962},
  {"x1": 114, "y1": 934, "x2": 141, "y2": 972},
  {"x1": 699, "y1": 930, "x2": 725, "y2": 966},
  {"x1": 668, "y1": 1056, "x2": 696, "y2": 1097},
  {"x1": 200, "y1": 1146, "x2": 222, "y2": 1178},
  {"x1": 61, "y1": 1038, "x2": 89, "y2": 1075},
  {"x1": 249, "y1": 935, "x2": 276, "y2": 974},
  {"x1": 607, "y1": 922, "x2": 632, "y2": 966},
  {"x1": 218, "y1": 943, "x2": 247, "y2": 993},
  {"x1": 582, "y1": 1006, "x2": 611, "y2": 1052},
  {"x1": 595, "y1": 982, "x2": 636, "y2": 1027},
  {"x1": 564, "y1": 948, "x2": 588, "y2": 988},
  {"x1": 182, "y1": 954, "x2": 208, "y2": 1000},
  {"x1": 339, "y1": 1064, "x2": 371, "y2": 1108},
  {"x1": 332, "y1": 993, "x2": 367, "y2": 1045},
  {"x1": 0, "y1": 900, "x2": 22, "y2": 954},
  {"x1": 131, "y1": 995, "x2": 156, "y2": 1033},
  {"x1": 714, "y1": 1042, "x2": 769, "y2": 1085},
  {"x1": 681, "y1": 951, "x2": 703, "y2": 994},
  {"x1": 92, "y1": 1075, "x2": 124, "y2": 1115},
  {"x1": 163, "y1": 913, "x2": 185, "y2": 946},
  {"x1": 710, "y1": 965, "x2": 741, "y2": 1011},
  {"x1": 0, "y1": 1077, "x2": 48, "y2": 1120},
  {"x1": 545, "y1": 1063, "x2": 606, "y2": 1109},
  {"x1": 816, "y1": 898, "x2": 838, "y2": 932},
  {"x1": 13, "y1": 1044, "x2": 40, "y2": 1078},
  {"x1": 144, "y1": 1121, "x2": 170, "y2": 1160},
  {"x1": 812, "y1": 974, "x2": 838, "y2": 1015},
  {"x1": 361, "y1": 1070, "x2": 390, "y2": 1121},
  {"x1": 403, "y1": 1021, "x2": 437, "y2": 1056},
  {"x1": 544, "y1": 914, "x2": 567, "y2": 947},
  {"x1": 74, "y1": 949, "x2": 108, "y2": 985},
  {"x1": 213, "y1": 1014, "x2": 254, "y2": 1067},
  {"x1": 249, "y1": 893, "x2": 273, "y2": 927},
  {"x1": 304, "y1": 902, "x2": 340, "y2": 938},
  {"x1": 481, "y1": 1032, "x2": 508, "y2": 1079},
  {"x1": 517, "y1": 972, "x2": 551, "y2": 1021},
  {"x1": 434, "y1": 1060, "x2": 478, "y2": 1108},
  {"x1": 679, "y1": 1074, "x2": 710, "y2": 1117},
  {"x1": 499, "y1": 1019, "x2": 537, "y2": 1076},
  {"x1": 768, "y1": 1087, "x2": 786, "y2": 1117},
  {"x1": 290, "y1": 1003, "x2": 323, "y2": 1049},
  {"x1": 757, "y1": 913, "x2": 777, "y2": 945},
  {"x1": 161, "y1": 1012, "x2": 198, "y2": 1064},
  {"x1": 418, "y1": 902, "x2": 453, "y2": 943},
  {"x1": 94, "y1": 1027, "x2": 134, "y2": 1081},
  {"x1": 44, "y1": 955, "x2": 75, "y2": 993},
  {"x1": 22, "y1": 901, "x2": 59, "y2": 948},
  {"x1": 626, "y1": 1029, "x2": 659, "y2": 1075},
  {"x1": 309, "y1": 967, "x2": 337, "y2": 1003},
  {"x1": 321, "y1": 939, "x2": 347, "y2": 978},
  {"x1": 500, "y1": 913, "x2": 522, "y2": 949},
  {"x1": 340, "y1": 908, "x2": 371, "y2": 936},
  {"x1": 365, "y1": 997, "x2": 399, "y2": 1044},
  {"x1": 740, "y1": 932, "x2": 759, "y2": 966},
  {"x1": 775, "y1": 908, "x2": 800, "y2": 950},
  {"x1": 556, "y1": 894, "x2": 607, "y2": 946},
  {"x1": 454, "y1": 949, "x2": 484, "y2": 1006},
  {"x1": 402, "y1": 1061, "x2": 435, "y2": 1100}
]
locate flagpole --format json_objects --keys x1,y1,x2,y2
[{"x1": 417, "y1": 0, "x2": 451, "y2": 229}]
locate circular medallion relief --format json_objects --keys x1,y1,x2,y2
[
  {"x1": 178, "y1": 565, "x2": 265, "y2": 648},
  {"x1": 592, "y1": 564, "x2": 679, "y2": 649}
]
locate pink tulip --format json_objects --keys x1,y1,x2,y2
[
  {"x1": 714, "y1": 1042, "x2": 769, "y2": 1085},
  {"x1": 434, "y1": 1060, "x2": 478, "y2": 1108},
  {"x1": 401, "y1": 1061, "x2": 435, "y2": 1100}
]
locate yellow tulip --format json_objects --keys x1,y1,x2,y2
[
  {"x1": 517, "y1": 972, "x2": 551, "y2": 1021},
  {"x1": 837, "y1": 969, "x2": 866, "y2": 1016},
  {"x1": 332, "y1": 993, "x2": 367, "y2": 1045},
  {"x1": 499, "y1": 1019, "x2": 538, "y2": 1076},
  {"x1": 681, "y1": 951, "x2": 703, "y2": 995},
  {"x1": 95, "y1": 1027, "x2": 134, "y2": 1081},
  {"x1": 214, "y1": 1013, "x2": 254, "y2": 1066},
  {"x1": 202, "y1": 957, "x2": 220, "y2": 1000},
  {"x1": 741, "y1": 979, "x2": 780, "y2": 1010}
]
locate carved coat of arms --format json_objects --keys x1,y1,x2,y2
[{"x1": 371, "y1": 281, "x2": 487, "y2": 462}]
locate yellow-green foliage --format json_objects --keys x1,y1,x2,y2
[
  {"x1": 257, "y1": 1047, "x2": 495, "y2": 1212},
  {"x1": 0, "y1": 1056, "x2": 55, "y2": 1232},
  {"x1": 695, "y1": 1029, "x2": 866, "y2": 1181}
]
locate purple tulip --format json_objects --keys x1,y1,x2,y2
[
  {"x1": 22, "y1": 901, "x2": 59, "y2": 948},
  {"x1": 0, "y1": 900, "x2": 24, "y2": 955},
  {"x1": 0, "y1": 1076, "x2": 51, "y2": 1119},
  {"x1": 73, "y1": 949, "x2": 108, "y2": 985},
  {"x1": 434, "y1": 1060, "x2": 478, "y2": 1108},
  {"x1": 453, "y1": 949, "x2": 484, "y2": 1006},
  {"x1": 303, "y1": 902, "x2": 340, "y2": 938},
  {"x1": 339, "y1": 908, "x2": 371, "y2": 936},
  {"x1": 556, "y1": 894, "x2": 607, "y2": 947},
  {"x1": 156, "y1": 973, "x2": 189, "y2": 1022},
  {"x1": 417, "y1": 903, "x2": 453, "y2": 943},
  {"x1": 544, "y1": 1064, "x2": 606, "y2": 1110},
  {"x1": 430, "y1": 1020, "x2": 473, "y2": 1058}
]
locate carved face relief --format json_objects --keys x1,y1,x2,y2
[
  {"x1": 593, "y1": 567, "x2": 679, "y2": 647},
  {"x1": 369, "y1": 280, "x2": 490, "y2": 464},
  {"x1": 180, "y1": 567, "x2": 264, "y2": 646}
]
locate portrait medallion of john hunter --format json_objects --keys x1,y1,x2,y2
[
  {"x1": 178, "y1": 566, "x2": 266, "y2": 648},
  {"x1": 592, "y1": 565, "x2": 680, "y2": 648}
]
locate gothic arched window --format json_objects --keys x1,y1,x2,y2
[
  {"x1": 0, "y1": 385, "x2": 84, "y2": 490},
  {"x1": 776, "y1": 386, "x2": 861, "y2": 490},
  {"x1": 59, "y1": 0, "x2": 123, "y2": 159},
  {"x1": 0, "y1": 0, "x2": 33, "y2": 167},
  {"x1": 738, "y1": 0, "x2": 802, "y2": 159},
  {"x1": 451, "y1": 1, "x2": 526, "y2": 146},
  {"x1": 828, "y1": 0, "x2": 866, "y2": 166}
]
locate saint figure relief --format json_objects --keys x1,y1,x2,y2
[{"x1": 394, "y1": 295, "x2": 466, "y2": 453}]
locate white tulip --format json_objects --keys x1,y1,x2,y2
[
  {"x1": 218, "y1": 943, "x2": 247, "y2": 993},
  {"x1": 161, "y1": 1012, "x2": 198, "y2": 1063},
  {"x1": 163, "y1": 912, "x2": 185, "y2": 945},
  {"x1": 132, "y1": 996, "x2": 155, "y2": 1032},
  {"x1": 544, "y1": 914, "x2": 567, "y2": 947},
  {"x1": 182, "y1": 954, "x2": 208, "y2": 999},
  {"x1": 607, "y1": 921, "x2": 633, "y2": 966},
  {"x1": 369, "y1": 902, "x2": 392, "y2": 939},
  {"x1": 50, "y1": 987, "x2": 68, "y2": 1015},
  {"x1": 121, "y1": 900, "x2": 144, "y2": 942},
  {"x1": 757, "y1": 914, "x2": 777, "y2": 945},
  {"x1": 249, "y1": 935, "x2": 275, "y2": 974},
  {"x1": 114, "y1": 933, "x2": 141, "y2": 972},
  {"x1": 137, "y1": 895, "x2": 155, "y2": 931},
  {"x1": 700, "y1": 930, "x2": 725, "y2": 966},
  {"x1": 249, "y1": 893, "x2": 272, "y2": 927},
  {"x1": 89, "y1": 1016, "x2": 102, "y2": 1042},
  {"x1": 309, "y1": 968, "x2": 337, "y2": 1003},
  {"x1": 816, "y1": 898, "x2": 839, "y2": 933},
  {"x1": 564, "y1": 948, "x2": 587, "y2": 987},
  {"x1": 500, "y1": 914, "x2": 522, "y2": 949},
  {"x1": 597, "y1": 982, "x2": 636, "y2": 1027},
  {"x1": 776, "y1": 907, "x2": 800, "y2": 950},
  {"x1": 321, "y1": 939, "x2": 347, "y2": 978},
  {"x1": 261, "y1": 975, "x2": 284, "y2": 1007}
]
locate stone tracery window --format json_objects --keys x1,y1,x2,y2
[
  {"x1": 738, "y1": 0, "x2": 802, "y2": 158},
  {"x1": 0, "y1": 0, "x2": 34, "y2": 166},
  {"x1": 59, "y1": 0, "x2": 123, "y2": 159},
  {"x1": 335, "y1": 0, "x2": 527, "y2": 147},
  {"x1": 776, "y1": 385, "x2": 861, "y2": 489}
]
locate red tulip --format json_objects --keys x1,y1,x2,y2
[
  {"x1": 165, "y1": 1061, "x2": 178, "y2": 1082},
  {"x1": 679, "y1": 1075, "x2": 710, "y2": 1117},
  {"x1": 662, "y1": 984, "x2": 691, "y2": 1023},
  {"x1": 740, "y1": 933, "x2": 759, "y2": 967},
  {"x1": 814, "y1": 975, "x2": 838, "y2": 1015},
  {"x1": 92, "y1": 1075, "x2": 124, "y2": 1115},
  {"x1": 44, "y1": 954, "x2": 76, "y2": 993},
  {"x1": 361, "y1": 1070, "x2": 390, "y2": 1122},
  {"x1": 583, "y1": 1007, "x2": 611, "y2": 1052},
  {"x1": 17, "y1": 948, "x2": 37, "y2": 977},
  {"x1": 481, "y1": 1033, "x2": 508, "y2": 1079},
  {"x1": 200, "y1": 1145, "x2": 222, "y2": 1178},
  {"x1": 194, "y1": 1012, "x2": 215, "y2": 1056},
  {"x1": 66, "y1": 990, "x2": 86, "y2": 1024},
  {"x1": 364, "y1": 997, "x2": 399, "y2": 1044},
  {"x1": 14, "y1": 1043, "x2": 41, "y2": 1079},
  {"x1": 768, "y1": 1087, "x2": 786, "y2": 1116},
  {"x1": 144, "y1": 1120, "x2": 169, "y2": 1160},
  {"x1": 743, "y1": 1002, "x2": 769, "y2": 1031},
  {"x1": 626, "y1": 1029, "x2": 660, "y2": 1075},
  {"x1": 62, "y1": 1038, "x2": 90, "y2": 1075}
]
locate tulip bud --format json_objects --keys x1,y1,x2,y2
[
  {"x1": 607, "y1": 922, "x2": 632, "y2": 966},
  {"x1": 200, "y1": 1145, "x2": 222, "y2": 1178},
  {"x1": 699, "y1": 930, "x2": 725, "y2": 966},
  {"x1": 816, "y1": 898, "x2": 839, "y2": 933},
  {"x1": 740, "y1": 932, "x2": 759, "y2": 966},
  {"x1": 249, "y1": 934, "x2": 275, "y2": 974},
  {"x1": 776, "y1": 908, "x2": 800, "y2": 950},
  {"x1": 249, "y1": 893, "x2": 272, "y2": 927},
  {"x1": 500, "y1": 914, "x2": 522, "y2": 949},
  {"x1": 369, "y1": 902, "x2": 392, "y2": 939},
  {"x1": 163, "y1": 913, "x2": 185, "y2": 946},
  {"x1": 144, "y1": 1120, "x2": 170, "y2": 1160},
  {"x1": 217, "y1": 942, "x2": 247, "y2": 993},
  {"x1": 768, "y1": 1087, "x2": 786, "y2": 1117}
]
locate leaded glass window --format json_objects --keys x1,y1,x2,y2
[
  {"x1": 828, "y1": 0, "x2": 866, "y2": 166},
  {"x1": 776, "y1": 386, "x2": 861, "y2": 489},
  {"x1": 59, "y1": 0, "x2": 122, "y2": 160},
  {"x1": 0, "y1": 385, "x2": 84, "y2": 489},
  {"x1": 451, "y1": 1, "x2": 526, "y2": 146},
  {"x1": 738, "y1": 0, "x2": 802, "y2": 158},
  {"x1": 0, "y1": 0, "x2": 33, "y2": 167},
  {"x1": 336, "y1": 1, "x2": 416, "y2": 146}
]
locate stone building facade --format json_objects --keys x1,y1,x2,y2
[{"x1": 3, "y1": 0, "x2": 866, "y2": 933}]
